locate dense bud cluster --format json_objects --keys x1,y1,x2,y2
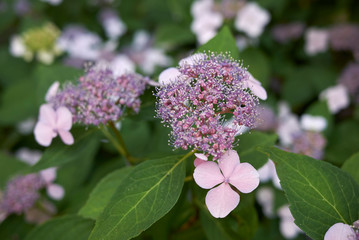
[{"x1": 156, "y1": 52, "x2": 259, "y2": 159}]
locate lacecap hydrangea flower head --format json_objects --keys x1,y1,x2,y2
[
  {"x1": 35, "y1": 64, "x2": 152, "y2": 146},
  {"x1": 156, "y1": 52, "x2": 265, "y2": 160}
]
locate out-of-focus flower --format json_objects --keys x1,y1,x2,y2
[
  {"x1": 256, "y1": 186, "x2": 275, "y2": 218},
  {"x1": 272, "y1": 22, "x2": 305, "y2": 43},
  {"x1": 99, "y1": 8, "x2": 126, "y2": 40},
  {"x1": 40, "y1": 168, "x2": 65, "y2": 200},
  {"x1": 258, "y1": 159, "x2": 281, "y2": 189},
  {"x1": 126, "y1": 31, "x2": 172, "y2": 74},
  {"x1": 57, "y1": 25, "x2": 102, "y2": 61},
  {"x1": 277, "y1": 205, "x2": 303, "y2": 239},
  {"x1": 300, "y1": 114, "x2": 327, "y2": 132},
  {"x1": 191, "y1": 0, "x2": 223, "y2": 44},
  {"x1": 156, "y1": 52, "x2": 261, "y2": 159},
  {"x1": 34, "y1": 104, "x2": 74, "y2": 147},
  {"x1": 254, "y1": 105, "x2": 277, "y2": 131},
  {"x1": 320, "y1": 84, "x2": 350, "y2": 114},
  {"x1": 324, "y1": 222, "x2": 358, "y2": 240},
  {"x1": 15, "y1": 148, "x2": 42, "y2": 166},
  {"x1": 14, "y1": 0, "x2": 31, "y2": 16},
  {"x1": 234, "y1": 2, "x2": 270, "y2": 38},
  {"x1": 0, "y1": 174, "x2": 45, "y2": 215},
  {"x1": 338, "y1": 63, "x2": 359, "y2": 104},
  {"x1": 10, "y1": 23, "x2": 62, "y2": 64},
  {"x1": 41, "y1": 0, "x2": 62, "y2": 5},
  {"x1": 193, "y1": 150, "x2": 259, "y2": 218},
  {"x1": 329, "y1": 24, "x2": 359, "y2": 53},
  {"x1": 277, "y1": 102, "x2": 301, "y2": 146},
  {"x1": 304, "y1": 28, "x2": 329, "y2": 55},
  {"x1": 17, "y1": 117, "x2": 36, "y2": 135}
]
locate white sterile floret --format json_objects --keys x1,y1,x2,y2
[
  {"x1": 320, "y1": 84, "x2": 350, "y2": 114},
  {"x1": 41, "y1": 0, "x2": 62, "y2": 5},
  {"x1": 277, "y1": 205, "x2": 303, "y2": 239},
  {"x1": 277, "y1": 102, "x2": 301, "y2": 146},
  {"x1": 243, "y1": 72, "x2": 267, "y2": 100},
  {"x1": 10, "y1": 36, "x2": 26, "y2": 57},
  {"x1": 305, "y1": 28, "x2": 329, "y2": 55},
  {"x1": 300, "y1": 114, "x2": 327, "y2": 132},
  {"x1": 158, "y1": 67, "x2": 182, "y2": 86},
  {"x1": 45, "y1": 81, "x2": 60, "y2": 102},
  {"x1": 179, "y1": 53, "x2": 207, "y2": 67},
  {"x1": 109, "y1": 55, "x2": 135, "y2": 77},
  {"x1": 223, "y1": 118, "x2": 249, "y2": 137},
  {"x1": 234, "y1": 2, "x2": 270, "y2": 38},
  {"x1": 103, "y1": 17, "x2": 126, "y2": 40}
]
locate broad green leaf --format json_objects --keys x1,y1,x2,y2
[
  {"x1": 28, "y1": 127, "x2": 100, "y2": 173},
  {"x1": 240, "y1": 48, "x2": 270, "y2": 87},
  {"x1": 79, "y1": 167, "x2": 133, "y2": 219},
  {"x1": 89, "y1": 154, "x2": 188, "y2": 240},
  {"x1": 235, "y1": 131, "x2": 277, "y2": 169},
  {"x1": 0, "y1": 215, "x2": 34, "y2": 240},
  {"x1": 25, "y1": 215, "x2": 94, "y2": 240},
  {"x1": 0, "y1": 152, "x2": 28, "y2": 188},
  {"x1": 259, "y1": 147, "x2": 359, "y2": 240},
  {"x1": 342, "y1": 152, "x2": 359, "y2": 185},
  {"x1": 0, "y1": 80, "x2": 37, "y2": 125},
  {"x1": 196, "y1": 26, "x2": 239, "y2": 60},
  {"x1": 326, "y1": 120, "x2": 359, "y2": 165},
  {"x1": 35, "y1": 64, "x2": 82, "y2": 106}
]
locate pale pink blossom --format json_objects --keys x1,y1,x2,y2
[
  {"x1": 324, "y1": 222, "x2": 357, "y2": 240},
  {"x1": 234, "y1": 2, "x2": 270, "y2": 38},
  {"x1": 320, "y1": 84, "x2": 350, "y2": 114},
  {"x1": 256, "y1": 186, "x2": 274, "y2": 218},
  {"x1": 158, "y1": 67, "x2": 182, "y2": 85},
  {"x1": 34, "y1": 104, "x2": 74, "y2": 147},
  {"x1": 193, "y1": 150, "x2": 259, "y2": 218},
  {"x1": 45, "y1": 81, "x2": 60, "y2": 102},
  {"x1": 305, "y1": 28, "x2": 329, "y2": 55},
  {"x1": 300, "y1": 114, "x2": 327, "y2": 132},
  {"x1": 40, "y1": 168, "x2": 65, "y2": 200},
  {"x1": 243, "y1": 72, "x2": 267, "y2": 100},
  {"x1": 278, "y1": 205, "x2": 303, "y2": 239},
  {"x1": 258, "y1": 159, "x2": 281, "y2": 189},
  {"x1": 194, "y1": 153, "x2": 208, "y2": 167}
]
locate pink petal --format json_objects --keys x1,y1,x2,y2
[
  {"x1": 178, "y1": 53, "x2": 206, "y2": 67},
  {"x1": 40, "y1": 167, "x2": 57, "y2": 183},
  {"x1": 58, "y1": 129, "x2": 74, "y2": 145},
  {"x1": 248, "y1": 82, "x2": 267, "y2": 100},
  {"x1": 158, "y1": 68, "x2": 181, "y2": 85},
  {"x1": 194, "y1": 158, "x2": 207, "y2": 167},
  {"x1": 47, "y1": 184, "x2": 65, "y2": 200},
  {"x1": 39, "y1": 104, "x2": 56, "y2": 128},
  {"x1": 218, "y1": 150, "x2": 240, "y2": 178},
  {"x1": 45, "y1": 81, "x2": 59, "y2": 102},
  {"x1": 195, "y1": 153, "x2": 208, "y2": 161},
  {"x1": 34, "y1": 122, "x2": 56, "y2": 147},
  {"x1": 229, "y1": 162, "x2": 260, "y2": 193},
  {"x1": 205, "y1": 183, "x2": 240, "y2": 218},
  {"x1": 193, "y1": 161, "x2": 224, "y2": 189},
  {"x1": 55, "y1": 107, "x2": 72, "y2": 131},
  {"x1": 324, "y1": 223, "x2": 356, "y2": 240}
]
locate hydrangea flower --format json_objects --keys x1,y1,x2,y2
[
  {"x1": 193, "y1": 150, "x2": 259, "y2": 218},
  {"x1": 257, "y1": 159, "x2": 281, "y2": 189},
  {"x1": 10, "y1": 23, "x2": 62, "y2": 64},
  {"x1": 324, "y1": 221, "x2": 359, "y2": 240},
  {"x1": 156, "y1": 52, "x2": 262, "y2": 159},
  {"x1": 277, "y1": 205, "x2": 303, "y2": 239},
  {"x1": 234, "y1": 2, "x2": 270, "y2": 38},
  {"x1": 34, "y1": 104, "x2": 74, "y2": 147},
  {"x1": 305, "y1": 28, "x2": 329, "y2": 55},
  {"x1": 256, "y1": 186, "x2": 275, "y2": 218},
  {"x1": 338, "y1": 63, "x2": 359, "y2": 104},
  {"x1": 320, "y1": 84, "x2": 350, "y2": 114},
  {"x1": 99, "y1": 8, "x2": 126, "y2": 40},
  {"x1": 271, "y1": 22, "x2": 305, "y2": 44},
  {"x1": 48, "y1": 66, "x2": 151, "y2": 126}
]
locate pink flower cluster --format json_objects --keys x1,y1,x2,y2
[
  {"x1": 156, "y1": 52, "x2": 259, "y2": 159},
  {"x1": 49, "y1": 67, "x2": 151, "y2": 126},
  {"x1": 0, "y1": 174, "x2": 45, "y2": 215}
]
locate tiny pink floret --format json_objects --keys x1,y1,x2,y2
[{"x1": 193, "y1": 150, "x2": 259, "y2": 218}]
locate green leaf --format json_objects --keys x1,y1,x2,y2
[
  {"x1": 0, "y1": 152, "x2": 28, "y2": 188},
  {"x1": 89, "y1": 154, "x2": 188, "y2": 240},
  {"x1": 0, "y1": 215, "x2": 35, "y2": 240},
  {"x1": 235, "y1": 131, "x2": 277, "y2": 169},
  {"x1": 28, "y1": 128, "x2": 100, "y2": 173},
  {"x1": 342, "y1": 152, "x2": 359, "y2": 185},
  {"x1": 0, "y1": 80, "x2": 37, "y2": 125},
  {"x1": 326, "y1": 120, "x2": 359, "y2": 166},
  {"x1": 25, "y1": 215, "x2": 94, "y2": 240},
  {"x1": 34, "y1": 64, "x2": 82, "y2": 106},
  {"x1": 196, "y1": 26, "x2": 239, "y2": 60},
  {"x1": 240, "y1": 48, "x2": 270, "y2": 87},
  {"x1": 259, "y1": 147, "x2": 359, "y2": 240},
  {"x1": 79, "y1": 167, "x2": 133, "y2": 219},
  {"x1": 200, "y1": 210, "x2": 235, "y2": 240}
]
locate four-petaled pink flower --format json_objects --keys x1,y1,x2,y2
[
  {"x1": 34, "y1": 104, "x2": 74, "y2": 147},
  {"x1": 324, "y1": 222, "x2": 358, "y2": 240},
  {"x1": 193, "y1": 150, "x2": 260, "y2": 218}
]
